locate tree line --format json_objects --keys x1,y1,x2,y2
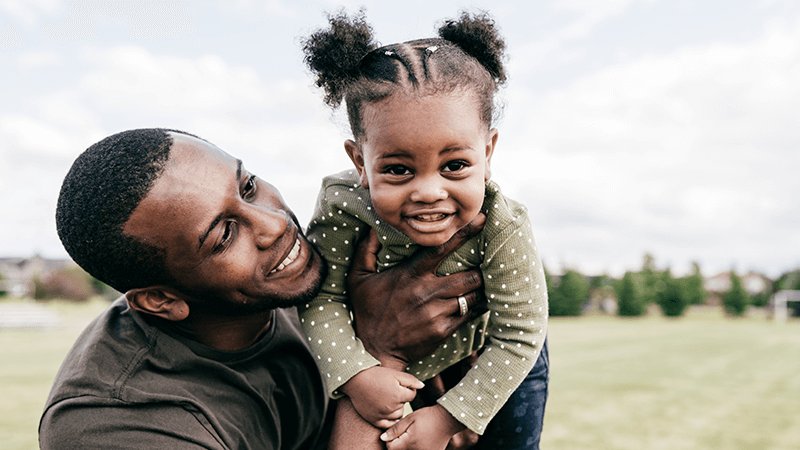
[{"x1": 546, "y1": 254, "x2": 800, "y2": 318}]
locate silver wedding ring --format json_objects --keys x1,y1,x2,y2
[{"x1": 457, "y1": 295, "x2": 469, "y2": 317}]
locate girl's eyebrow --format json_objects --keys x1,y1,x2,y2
[
  {"x1": 439, "y1": 146, "x2": 475, "y2": 155},
  {"x1": 377, "y1": 150, "x2": 413, "y2": 159}
]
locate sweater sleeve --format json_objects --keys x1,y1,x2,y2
[
  {"x1": 437, "y1": 210, "x2": 549, "y2": 434},
  {"x1": 40, "y1": 398, "x2": 229, "y2": 450},
  {"x1": 300, "y1": 180, "x2": 380, "y2": 398}
]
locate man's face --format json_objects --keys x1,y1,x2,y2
[{"x1": 123, "y1": 133, "x2": 325, "y2": 313}]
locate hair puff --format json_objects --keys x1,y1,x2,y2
[
  {"x1": 302, "y1": 10, "x2": 378, "y2": 107},
  {"x1": 438, "y1": 11, "x2": 507, "y2": 84}
]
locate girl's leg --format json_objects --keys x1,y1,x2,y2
[{"x1": 475, "y1": 338, "x2": 549, "y2": 450}]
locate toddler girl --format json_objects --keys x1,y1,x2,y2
[{"x1": 300, "y1": 10, "x2": 548, "y2": 450}]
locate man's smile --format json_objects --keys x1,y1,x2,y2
[{"x1": 270, "y1": 237, "x2": 301, "y2": 274}]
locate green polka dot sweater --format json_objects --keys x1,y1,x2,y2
[{"x1": 300, "y1": 170, "x2": 548, "y2": 434}]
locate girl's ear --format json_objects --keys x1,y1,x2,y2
[
  {"x1": 125, "y1": 286, "x2": 190, "y2": 322},
  {"x1": 344, "y1": 139, "x2": 370, "y2": 188},
  {"x1": 484, "y1": 128, "x2": 499, "y2": 181}
]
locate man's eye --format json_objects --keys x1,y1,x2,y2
[
  {"x1": 214, "y1": 221, "x2": 237, "y2": 253},
  {"x1": 243, "y1": 175, "x2": 257, "y2": 199},
  {"x1": 384, "y1": 165, "x2": 411, "y2": 176},
  {"x1": 443, "y1": 160, "x2": 468, "y2": 172}
]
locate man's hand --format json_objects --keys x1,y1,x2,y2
[
  {"x1": 340, "y1": 366, "x2": 424, "y2": 429},
  {"x1": 380, "y1": 405, "x2": 465, "y2": 450},
  {"x1": 347, "y1": 214, "x2": 487, "y2": 366}
]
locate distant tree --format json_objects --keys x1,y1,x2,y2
[
  {"x1": 549, "y1": 269, "x2": 589, "y2": 316},
  {"x1": 0, "y1": 271, "x2": 6, "y2": 297},
  {"x1": 774, "y1": 269, "x2": 800, "y2": 291},
  {"x1": 683, "y1": 261, "x2": 707, "y2": 305},
  {"x1": 657, "y1": 270, "x2": 689, "y2": 317},
  {"x1": 617, "y1": 271, "x2": 646, "y2": 316},
  {"x1": 723, "y1": 271, "x2": 749, "y2": 316},
  {"x1": 639, "y1": 253, "x2": 660, "y2": 303},
  {"x1": 750, "y1": 280, "x2": 773, "y2": 308}
]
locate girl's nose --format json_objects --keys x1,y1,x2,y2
[{"x1": 409, "y1": 177, "x2": 448, "y2": 204}]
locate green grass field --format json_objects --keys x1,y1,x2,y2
[{"x1": 1, "y1": 300, "x2": 798, "y2": 449}]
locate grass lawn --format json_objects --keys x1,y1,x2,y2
[
  {"x1": 542, "y1": 308, "x2": 800, "y2": 449},
  {"x1": 1, "y1": 301, "x2": 798, "y2": 449}
]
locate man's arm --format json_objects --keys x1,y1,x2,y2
[
  {"x1": 40, "y1": 399, "x2": 227, "y2": 450},
  {"x1": 328, "y1": 398, "x2": 385, "y2": 450}
]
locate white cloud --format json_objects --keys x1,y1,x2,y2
[
  {"x1": 497, "y1": 16, "x2": 800, "y2": 276},
  {"x1": 509, "y1": 0, "x2": 645, "y2": 76},
  {"x1": 16, "y1": 51, "x2": 62, "y2": 69},
  {"x1": 79, "y1": 46, "x2": 271, "y2": 114},
  {"x1": 0, "y1": 0, "x2": 59, "y2": 24},
  {"x1": 0, "y1": 44, "x2": 350, "y2": 257}
]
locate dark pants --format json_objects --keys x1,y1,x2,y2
[{"x1": 475, "y1": 338, "x2": 549, "y2": 450}]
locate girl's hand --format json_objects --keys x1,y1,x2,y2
[
  {"x1": 340, "y1": 366, "x2": 424, "y2": 429},
  {"x1": 380, "y1": 405, "x2": 465, "y2": 450}
]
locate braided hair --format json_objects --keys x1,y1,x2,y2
[{"x1": 303, "y1": 10, "x2": 507, "y2": 139}]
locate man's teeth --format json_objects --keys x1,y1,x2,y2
[
  {"x1": 270, "y1": 238, "x2": 301, "y2": 274},
  {"x1": 414, "y1": 213, "x2": 447, "y2": 222}
]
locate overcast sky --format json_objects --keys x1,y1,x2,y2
[{"x1": 2, "y1": 0, "x2": 798, "y2": 277}]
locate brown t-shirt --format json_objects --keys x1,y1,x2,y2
[{"x1": 39, "y1": 298, "x2": 330, "y2": 450}]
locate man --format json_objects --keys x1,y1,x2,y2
[{"x1": 41, "y1": 128, "x2": 547, "y2": 449}]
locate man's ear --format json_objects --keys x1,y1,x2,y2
[
  {"x1": 484, "y1": 128, "x2": 499, "y2": 182},
  {"x1": 344, "y1": 139, "x2": 369, "y2": 188},
  {"x1": 125, "y1": 286, "x2": 190, "y2": 322}
]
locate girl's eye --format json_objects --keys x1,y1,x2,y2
[
  {"x1": 214, "y1": 221, "x2": 237, "y2": 253},
  {"x1": 443, "y1": 160, "x2": 468, "y2": 172},
  {"x1": 384, "y1": 165, "x2": 411, "y2": 176},
  {"x1": 243, "y1": 175, "x2": 257, "y2": 199}
]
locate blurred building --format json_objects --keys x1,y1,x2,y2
[
  {"x1": 704, "y1": 271, "x2": 771, "y2": 305},
  {"x1": 0, "y1": 256, "x2": 71, "y2": 298}
]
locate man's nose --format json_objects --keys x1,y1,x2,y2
[
  {"x1": 409, "y1": 176, "x2": 448, "y2": 204},
  {"x1": 249, "y1": 206, "x2": 289, "y2": 251}
]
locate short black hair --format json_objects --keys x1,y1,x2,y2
[
  {"x1": 56, "y1": 128, "x2": 197, "y2": 292},
  {"x1": 302, "y1": 10, "x2": 506, "y2": 138}
]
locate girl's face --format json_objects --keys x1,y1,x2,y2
[{"x1": 345, "y1": 91, "x2": 498, "y2": 247}]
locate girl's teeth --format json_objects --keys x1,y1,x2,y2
[{"x1": 416, "y1": 214, "x2": 446, "y2": 222}]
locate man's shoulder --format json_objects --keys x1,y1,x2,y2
[{"x1": 43, "y1": 297, "x2": 155, "y2": 405}]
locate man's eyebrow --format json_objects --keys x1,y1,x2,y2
[{"x1": 198, "y1": 159, "x2": 242, "y2": 249}]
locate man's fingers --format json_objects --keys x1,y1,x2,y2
[
  {"x1": 380, "y1": 415, "x2": 413, "y2": 442},
  {"x1": 431, "y1": 270, "x2": 483, "y2": 300},
  {"x1": 410, "y1": 213, "x2": 486, "y2": 275},
  {"x1": 466, "y1": 291, "x2": 488, "y2": 318},
  {"x1": 351, "y1": 229, "x2": 381, "y2": 274},
  {"x1": 447, "y1": 291, "x2": 483, "y2": 317}
]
